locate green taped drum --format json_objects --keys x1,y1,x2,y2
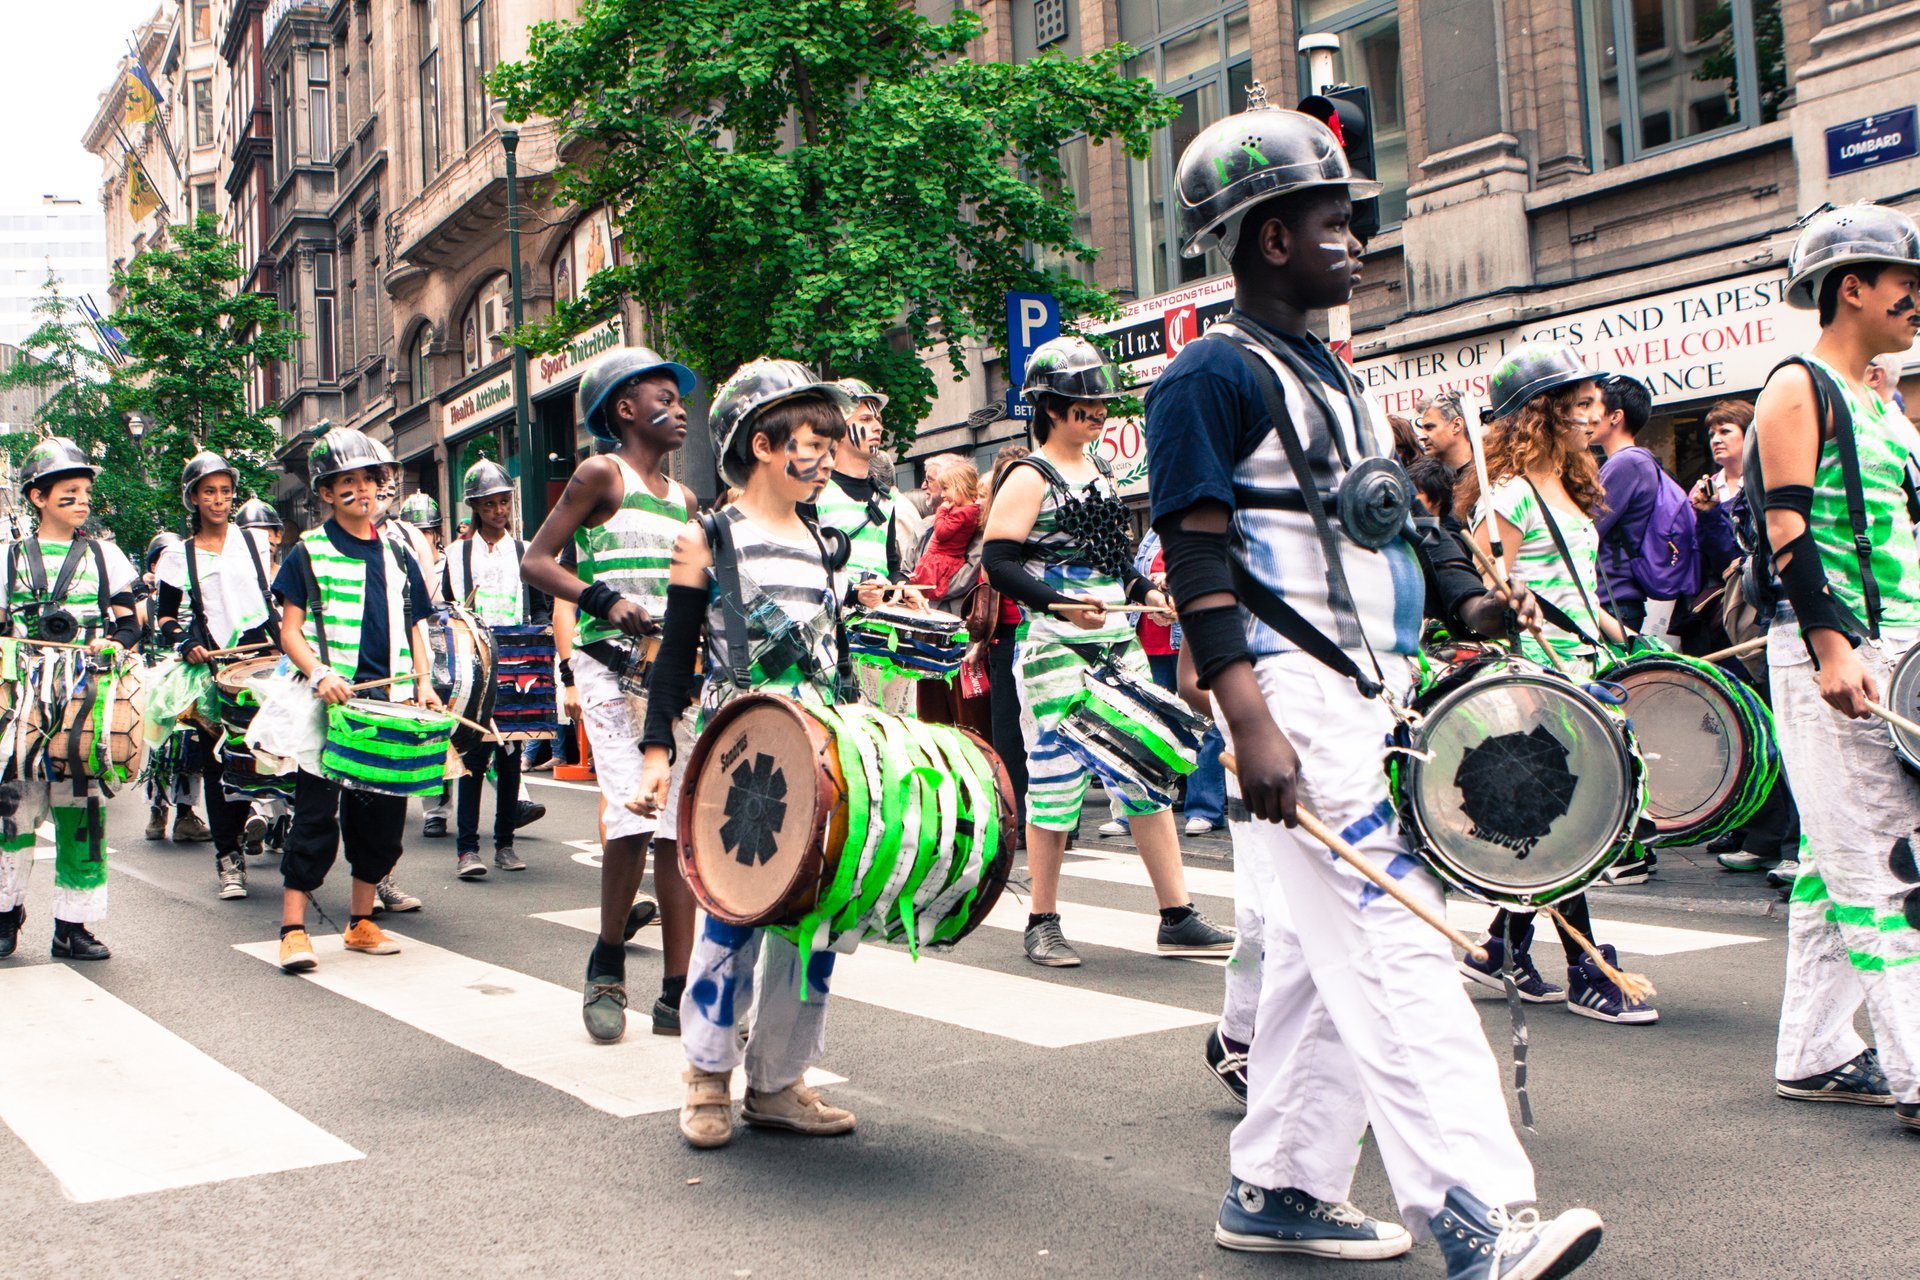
[{"x1": 321, "y1": 698, "x2": 455, "y2": 797}]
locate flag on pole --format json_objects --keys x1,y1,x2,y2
[
  {"x1": 79, "y1": 296, "x2": 127, "y2": 366},
  {"x1": 124, "y1": 65, "x2": 159, "y2": 125},
  {"x1": 128, "y1": 166, "x2": 160, "y2": 220}
]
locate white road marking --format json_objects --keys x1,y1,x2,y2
[
  {"x1": 563, "y1": 838, "x2": 603, "y2": 869},
  {"x1": 0, "y1": 965, "x2": 361, "y2": 1202},
  {"x1": 524, "y1": 777, "x2": 601, "y2": 793},
  {"x1": 1060, "y1": 852, "x2": 1236, "y2": 899},
  {"x1": 233, "y1": 931, "x2": 836, "y2": 1117},
  {"x1": 536, "y1": 908, "x2": 1214, "y2": 1048}
]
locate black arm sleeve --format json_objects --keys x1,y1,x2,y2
[
  {"x1": 1122, "y1": 562, "x2": 1155, "y2": 606},
  {"x1": 1155, "y1": 523, "x2": 1255, "y2": 688},
  {"x1": 640, "y1": 583, "x2": 709, "y2": 756},
  {"x1": 983, "y1": 539, "x2": 1072, "y2": 612},
  {"x1": 1771, "y1": 526, "x2": 1864, "y2": 655},
  {"x1": 155, "y1": 581, "x2": 188, "y2": 645},
  {"x1": 108, "y1": 591, "x2": 141, "y2": 650}
]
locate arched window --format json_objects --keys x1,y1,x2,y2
[
  {"x1": 407, "y1": 321, "x2": 435, "y2": 403},
  {"x1": 460, "y1": 273, "x2": 509, "y2": 375}
]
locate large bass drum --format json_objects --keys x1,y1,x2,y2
[
  {"x1": 677, "y1": 694, "x2": 1015, "y2": 957},
  {"x1": 1390, "y1": 652, "x2": 1646, "y2": 907},
  {"x1": 1593, "y1": 651, "x2": 1778, "y2": 846}
]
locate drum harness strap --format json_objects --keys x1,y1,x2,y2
[
  {"x1": 238, "y1": 532, "x2": 283, "y2": 649},
  {"x1": 698, "y1": 509, "x2": 854, "y2": 704},
  {"x1": 8, "y1": 538, "x2": 117, "y2": 807}
]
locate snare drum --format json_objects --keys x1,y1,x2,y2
[
  {"x1": 1389, "y1": 652, "x2": 1646, "y2": 907},
  {"x1": 677, "y1": 694, "x2": 1016, "y2": 957},
  {"x1": 847, "y1": 606, "x2": 967, "y2": 679},
  {"x1": 220, "y1": 737, "x2": 296, "y2": 799},
  {"x1": 1057, "y1": 661, "x2": 1210, "y2": 807},
  {"x1": 1593, "y1": 652, "x2": 1778, "y2": 846},
  {"x1": 428, "y1": 607, "x2": 497, "y2": 754},
  {"x1": 1883, "y1": 642, "x2": 1920, "y2": 776},
  {"x1": 490, "y1": 624, "x2": 561, "y2": 740},
  {"x1": 321, "y1": 698, "x2": 455, "y2": 797},
  {"x1": 215, "y1": 656, "x2": 282, "y2": 741}
]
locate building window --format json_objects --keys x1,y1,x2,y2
[
  {"x1": 415, "y1": 0, "x2": 443, "y2": 180},
  {"x1": 308, "y1": 48, "x2": 332, "y2": 160},
  {"x1": 461, "y1": 273, "x2": 509, "y2": 375},
  {"x1": 273, "y1": 72, "x2": 292, "y2": 178},
  {"x1": 315, "y1": 251, "x2": 337, "y2": 382},
  {"x1": 412, "y1": 324, "x2": 434, "y2": 401},
  {"x1": 190, "y1": 0, "x2": 211, "y2": 42},
  {"x1": 1578, "y1": 0, "x2": 1783, "y2": 169},
  {"x1": 194, "y1": 181, "x2": 216, "y2": 220},
  {"x1": 1126, "y1": 6, "x2": 1252, "y2": 297},
  {"x1": 462, "y1": 0, "x2": 494, "y2": 150},
  {"x1": 1031, "y1": 136, "x2": 1097, "y2": 286},
  {"x1": 191, "y1": 77, "x2": 214, "y2": 149},
  {"x1": 1295, "y1": 0, "x2": 1408, "y2": 229}
]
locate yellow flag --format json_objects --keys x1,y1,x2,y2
[
  {"x1": 128, "y1": 167, "x2": 159, "y2": 220},
  {"x1": 124, "y1": 70, "x2": 155, "y2": 125}
]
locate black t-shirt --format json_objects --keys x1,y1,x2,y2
[{"x1": 273, "y1": 520, "x2": 435, "y2": 684}]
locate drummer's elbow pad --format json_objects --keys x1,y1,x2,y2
[
  {"x1": 1156, "y1": 524, "x2": 1237, "y2": 607},
  {"x1": 1771, "y1": 527, "x2": 1863, "y2": 654}
]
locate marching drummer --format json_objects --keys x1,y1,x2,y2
[
  {"x1": 520, "y1": 347, "x2": 704, "y2": 1044},
  {"x1": 153, "y1": 451, "x2": 276, "y2": 903},
  {"x1": 981, "y1": 334, "x2": 1233, "y2": 969},
  {"x1": 234, "y1": 498, "x2": 293, "y2": 866},
  {"x1": 393, "y1": 491, "x2": 457, "y2": 843},
  {"x1": 1145, "y1": 98, "x2": 1602, "y2": 1272},
  {"x1": 0, "y1": 438, "x2": 144, "y2": 964},
  {"x1": 629, "y1": 357, "x2": 885, "y2": 1149},
  {"x1": 270, "y1": 429, "x2": 443, "y2": 974}
]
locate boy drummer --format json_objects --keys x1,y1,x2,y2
[
  {"x1": 522, "y1": 348, "x2": 703, "y2": 1042},
  {"x1": 0, "y1": 438, "x2": 143, "y2": 963},
  {"x1": 272, "y1": 429, "x2": 442, "y2": 973},
  {"x1": 629, "y1": 358, "x2": 884, "y2": 1149}
]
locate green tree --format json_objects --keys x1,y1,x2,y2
[
  {"x1": 109, "y1": 214, "x2": 298, "y2": 541},
  {"x1": 0, "y1": 272, "x2": 129, "y2": 537},
  {"x1": 1695, "y1": 0, "x2": 1786, "y2": 124},
  {"x1": 492, "y1": 0, "x2": 1175, "y2": 449}
]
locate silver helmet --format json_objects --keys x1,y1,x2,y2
[
  {"x1": 833, "y1": 377, "x2": 889, "y2": 411},
  {"x1": 577, "y1": 346, "x2": 698, "y2": 443},
  {"x1": 18, "y1": 436, "x2": 98, "y2": 494},
  {"x1": 397, "y1": 493, "x2": 441, "y2": 531},
  {"x1": 180, "y1": 449, "x2": 240, "y2": 511},
  {"x1": 462, "y1": 458, "x2": 513, "y2": 503},
  {"x1": 1484, "y1": 342, "x2": 1604, "y2": 422},
  {"x1": 1785, "y1": 203, "x2": 1920, "y2": 310},
  {"x1": 306, "y1": 428, "x2": 391, "y2": 485},
  {"x1": 235, "y1": 498, "x2": 282, "y2": 529},
  {"x1": 709, "y1": 358, "x2": 853, "y2": 486},
  {"x1": 1019, "y1": 336, "x2": 1125, "y2": 404}
]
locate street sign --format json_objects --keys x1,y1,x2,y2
[
  {"x1": 1005, "y1": 290, "x2": 1060, "y2": 422},
  {"x1": 1826, "y1": 107, "x2": 1918, "y2": 178}
]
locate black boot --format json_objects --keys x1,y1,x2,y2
[
  {"x1": 51, "y1": 919, "x2": 110, "y2": 961},
  {"x1": 0, "y1": 905, "x2": 23, "y2": 960}
]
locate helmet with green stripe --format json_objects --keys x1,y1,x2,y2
[
  {"x1": 19, "y1": 436, "x2": 98, "y2": 494},
  {"x1": 1484, "y1": 342, "x2": 1606, "y2": 422},
  {"x1": 462, "y1": 459, "x2": 513, "y2": 504},
  {"x1": 397, "y1": 493, "x2": 441, "y2": 531}
]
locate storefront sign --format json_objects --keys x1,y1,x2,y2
[
  {"x1": 446, "y1": 369, "x2": 515, "y2": 431},
  {"x1": 442, "y1": 315, "x2": 626, "y2": 431},
  {"x1": 1827, "y1": 107, "x2": 1918, "y2": 178},
  {"x1": 1355, "y1": 272, "x2": 1834, "y2": 418}
]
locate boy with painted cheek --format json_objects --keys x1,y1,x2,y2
[
  {"x1": 269, "y1": 431, "x2": 444, "y2": 974},
  {"x1": 0, "y1": 438, "x2": 143, "y2": 964}
]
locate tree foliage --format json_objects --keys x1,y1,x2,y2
[{"x1": 492, "y1": 0, "x2": 1175, "y2": 449}]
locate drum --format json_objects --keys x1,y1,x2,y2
[
  {"x1": 1057, "y1": 661, "x2": 1210, "y2": 806},
  {"x1": 847, "y1": 606, "x2": 967, "y2": 679},
  {"x1": 428, "y1": 607, "x2": 497, "y2": 754},
  {"x1": 320, "y1": 698, "x2": 456, "y2": 797},
  {"x1": 1593, "y1": 652, "x2": 1778, "y2": 846},
  {"x1": 220, "y1": 737, "x2": 296, "y2": 799},
  {"x1": 1886, "y1": 642, "x2": 1920, "y2": 776},
  {"x1": 491, "y1": 624, "x2": 561, "y2": 740},
  {"x1": 1389, "y1": 652, "x2": 1646, "y2": 907},
  {"x1": 215, "y1": 656, "x2": 282, "y2": 741},
  {"x1": 34, "y1": 658, "x2": 145, "y2": 782},
  {"x1": 676, "y1": 694, "x2": 1016, "y2": 957}
]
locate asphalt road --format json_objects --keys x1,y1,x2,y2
[{"x1": 1, "y1": 776, "x2": 1909, "y2": 1280}]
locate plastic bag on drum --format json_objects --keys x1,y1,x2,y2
[
  {"x1": 142, "y1": 658, "x2": 219, "y2": 748},
  {"x1": 243, "y1": 674, "x2": 327, "y2": 777}
]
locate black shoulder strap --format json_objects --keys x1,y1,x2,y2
[
  {"x1": 298, "y1": 540, "x2": 332, "y2": 669},
  {"x1": 462, "y1": 536, "x2": 478, "y2": 607},
  {"x1": 88, "y1": 539, "x2": 109, "y2": 627},
  {"x1": 699, "y1": 510, "x2": 753, "y2": 690},
  {"x1": 797, "y1": 511, "x2": 854, "y2": 693},
  {"x1": 1778, "y1": 355, "x2": 1878, "y2": 639}
]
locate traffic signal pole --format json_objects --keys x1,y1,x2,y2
[{"x1": 1298, "y1": 33, "x2": 1352, "y2": 363}]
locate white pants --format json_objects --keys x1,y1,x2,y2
[
  {"x1": 1220, "y1": 828, "x2": 1268, "y2": 1045},
  {"x1": 679, "y1": 914, "x2": 832, "y2": 1093},
  {"x1": 573, "y1": 650, "x2": 689, "y2": 844},
  {"x1": 1224, "y1": 652, "x2": 1533, "y2": 1232},
  {"x1": 1770, "y1": 623, "x2": 1920, "y2": 1102},
  {"x1": 854, "y1": 662, "x2": 914, "y2": 715}
]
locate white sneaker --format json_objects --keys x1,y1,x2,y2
[
  {"x1": 1184, "y1": 817, "x2": 1217, "y2": 835},
  {"x1": 1766, "y1": 860, "x2": 1800, "y2": 889},
  {"x1": 1098, "y1": 820, "x2": 1130, "y2": 838}
]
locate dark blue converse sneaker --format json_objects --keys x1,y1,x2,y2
[
  {"x1": 1776, "y1": 1047, "x2": 1894, "y2": 1105},
  {"x1": 1460, "y1": 928, "x2": 1566, "y2": 1004},
  {"x1": 1203, "y1": 1026, "x2": 1249, "y2": 1105},
  {"x1": 1566, "y1": 943, "x2": 1658, "y2": 1024},
  {"x1": 1214, "y1": 1177, "x2": 1412, "y2": 1258},
  {"x1": 1431, "y1": 1186, "x2": 1602, "y2": 1280}
]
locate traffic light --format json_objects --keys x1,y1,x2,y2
[{"x1": 1297, "y1": 85, "x2": 1380, "y2": 245}]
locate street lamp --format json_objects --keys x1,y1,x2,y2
[
  {"x1": 493, "y1": 103, "x2": 542, "y2": 530},
  {"x1": 127, "y1": 412, "x2": 146, "y2": 442}
]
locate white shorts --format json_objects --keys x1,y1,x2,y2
[{"x1": 573, "y1": 649, "x2": 695, "y2": 846}]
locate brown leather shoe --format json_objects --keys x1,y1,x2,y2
[
  {"x1": 742, "y1": 1081, "x2": 855, "y2": 1136},
  {"x1": 680, "y1": 1067, "x2": 734, "y2": 1148}
]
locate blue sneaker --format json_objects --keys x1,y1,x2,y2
[
  {"x1": 1566, "y1": 943, "x2": 1658, "y2": 1024},
  {"x1": 1214, "y1": 1177, "x2": 1412, "y2": 1258},
  {"x1": 1202, "y1": 1026, "x2": 1249, "y2": 1105},
  {"x1": 1460, "y1": 927, "x2": 1566, "y2": 1003},
  {"x1": 1776, "y1": 1047, "x2": 1894, "y2": 1105},
  {"x1": 1431, "y1": 1186, "x2": 1602, "y2": 1280}
]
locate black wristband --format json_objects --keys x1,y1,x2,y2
[
  {"x1": 1123, "y1": 566, "x2": 1155, "y2": 607},
  {"x1": 109, "y1": 617, "x2": 143, "y2": 651},
  {"x1": 578, "y1": 581, "x2": 623, "y2": 622},
  {"x1": 1179, "y1": 604, "x2": 1255, "y2": 689},
  {"x1": 1771, "y1": 526, "x2": 1864, "y2": 658},
  {"x1": 1763, "y1": 484, "x2": 1814, "y2": 518},
  {"x1": 558, "y1": 657, "x2": 574, "y2": 688},
  {"x1": 640, "y1": 583, "x2": 709, "y2": 757},
  {"x1": 1156, "y1": 521, "x2": 1239, "y2": 607}
]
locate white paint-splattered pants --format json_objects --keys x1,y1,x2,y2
[
  {"x1": 1770, "y1": 622, "x2": 1920, "y2": 1103},
  {"x1": 679, "y1": 914, "x2": 833, "y2": 1093},
  {"x1": 1220, "y1": 790, "x2": 1269, "y2": 1045},
  {"x1": 1223, "y1": 652, "x2": 1534, "y2": 1233}
]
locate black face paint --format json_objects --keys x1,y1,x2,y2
[
  {"x1": 784, "y1": 442, "x2": 828, "y2": 484},
  {"x1": 54, "y1": 495, "x2": 79, "y2": 508},
  {"x1": 1889, "y1": 294, "x2": 1917, "y2": 317}
]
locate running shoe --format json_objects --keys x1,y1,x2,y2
[
  {"x1": 493, "y1": 845, "x2": 526, "y2": 872},
  {"x1": 241, "y1": 813, "x2": 268, "y2": 859},
  {"x1": 1766, "y1": 860, "x2": 1800, "y2": 890},
  {"x1": 1566, "y1": 944, "x2": 1658, "y2": 1024},
  {"x1": 1097, "y1": 819, "x2": 1130, "y2": 838},
  {"x1": 375, "y1": 876, "x2": 422, "y2": 912},
  {"x1": 1430, "y1": 1187, "x2": 1602, "y2": 1280},
  {"x1": 1599, "y1": 854, "x2": 1649, "y2": 886},
  {"x1": 0, "y1": 906, "x2": 24, "y2": 960},
  {"x1": 511, "y1": 800, "x2": 546, "y2": 831},
  {"x1": 1716, "y1": 850, "x2": 1770, "y2": 872},
  {"x1": 422, "y1": 815, "x2": 449, "y2": 838},
  {"x1": 342, "y1": 919, "x2": 400, "y2": 955},
  {"x1": 1023, "y1": 915, "x2": 1082, "y2": 967},
  {"x1": 1460, "y1": 930, "x2": 1566, "y2": 1004},
  {"x1": 1776, "y1": 1048, "x2": 1894, "y2": 1105},
  {"x1": 1157, "y1": 907, "x2": 1235, "y2": 955},
  {"x1": 1897, "y1": 1102, "x2": 1918, "y2": 1131},
  {"x1": 217, "y1": 852, "x2": 248, "y2": 900},
  {"x1": 1215, "y1": 1178, "x2": 1412, "y2": 1258},
  {"x1": 50, "y1": 923, "x2": 110, "y2": 961},
  {"x1": 743, "y1": 1081, "x2": 855, "y2": 1135},
  {"x1": 1203, "y1": 1026, "x2": 1249, "y2": 1105},
  {"x1": 456, "y1": 852, "x2": 489, "y2": 879},
  {"x1": 1184, "y1": 817, "x2": 1219, "y2": 835}
]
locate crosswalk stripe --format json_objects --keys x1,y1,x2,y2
[
  {"x1": 233, "y1": 931, "x2": 840, "y2": 1117},
  {"x1": 0, "y1": 964, "x2": 361, "y2": 1202},
  {"x1": 1062, "y1": 852, "x2": 1761, "y2": 956},
  {"x1": 535, "y1": 908, "x2": 1214, "y2": 1048}
]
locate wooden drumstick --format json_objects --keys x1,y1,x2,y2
[
  {"x1": 1539, "y1": 903, "x2": 1657, "y2": 1003},
  {"x1": 1865, "y1": 700, "x2": 1920, "y2": 741},
  {"x1": 1047, "y1": 601, "x2": 1180, "y2": 621},
  {"x1": 1695, "y1": 635, "x2": 1769, "y2": 665},
  {"x1": 1220, "y1": 750, "x2": 1489, "y2": 963},
  {"x1": 347, "y1": 674, "x2": 416, "y2": 693},
  {"x1": 200, "y1": 641, "x2": 277, "y2": 660}
]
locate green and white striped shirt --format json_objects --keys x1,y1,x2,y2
[
  {"x1": 2, "y1": 537, "x2": 136, "y2": 639},
  {"x1": 1484, "y1": 479, "x2": 1604, "y2": 664},
  {"x1": 571, "y1": 455, "x2": 692, "y2": 647},
  {"x1": 1802, "y1": 353, "x2": 1920, "y2": 631}
]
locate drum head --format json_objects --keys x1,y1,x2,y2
[
  {"x1": 679, "y1": 696, "x2": 840, "y2": 926},
  {"x1": 216, "y1": 656, "x2": 279, "y2": 699},
  {"x1": 1889, "y1": 645, "x2": 1920, "y2": 769},
  {"x1": 1406, "y1": 669, "x2": 1636, "y2": 903},
  {"x1": 1611, "y1": 660, "x2": 1744, "y2": 840}
]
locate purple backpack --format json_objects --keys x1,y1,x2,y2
[{"x1": 1615, "y1": 448, "x2": 1700, "y2": 600}]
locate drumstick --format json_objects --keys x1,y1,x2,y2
[
  {"x1": 1047, "y1": 601, "x2": 1180, "y2": 621},
  {"x1": 347, "y1": 674, "x2": 417, "y2": 693},
  {"x1": 1458, "y1": 536, "x2": 1574, "y2": 675},
  {"x1": 1695, "y1": 635, "x2": 1769, "y2": 665},
  {"x1": 200, "y1": 641, "x2": 276, "y2": 660},
  {"x1": 1539, "y1": 903, "x2": 1657, "y2": 1003},
  {"x1": 1220, "y1": 750, "x2": 1489, "y2": 962},
  {"x1": 1865, "y1": 700, "x2": 1920, "y2": 741}
]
